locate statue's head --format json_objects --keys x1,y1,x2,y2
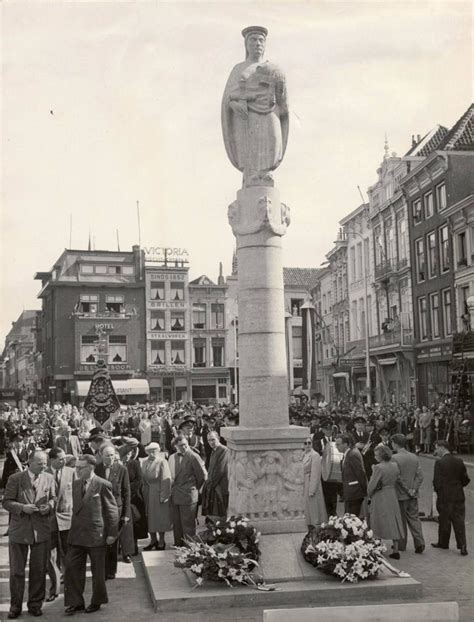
[{"x1": 242, "y1": 25, "x2": 267, "y2": 60}]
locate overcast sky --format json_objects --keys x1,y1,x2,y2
[{"x1": 1, "y1": 1, "x2": 472, "y2": 344}]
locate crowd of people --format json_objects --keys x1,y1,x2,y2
[{"x1": 0, "y1": 397, "x2": 471, "y2": 618}]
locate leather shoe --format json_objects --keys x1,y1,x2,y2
[
  {"x1": 65, "y1": 605, "x2": 85, "y2": 616},
  {"x1": 460, "y1": 546, "x2": 468, "y2": 556},
  {"x1": 388, "y1": 552, "x2": 400, "y2": 560},
  {"x1": 122, "y1": 555, "x2": 132, "y2": 563},
  {"x1": 106, "y1": 573, "x2": 115, "y2": 580},
  {"x1": 28, "y1": 609, "x2": 43, "y2": 617},
  {"x1": 85, "y1": 604, "x2": 101, "y2": 614},
  {"x1": 414, "y1": 545, "x2": 425, "y2": 554},
  {"x1": 431, "y1": 543, "x2": 449, "y2": 549},
  {"x1": 8, "y1": 612, "x2": 20, "y2": 620}
]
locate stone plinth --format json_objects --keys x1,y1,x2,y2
[
  {"x1": 221, "y1": 426, "x2": 309, "y2": 533},
  {"x1": 141, "y1": 542, "x2": 422, "y2": 614}
]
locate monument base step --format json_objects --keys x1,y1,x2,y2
[{"x1": 141, "y1": 533, "x2": 422, "y2": 613}]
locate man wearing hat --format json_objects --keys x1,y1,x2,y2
[
  {"x1": 352, "y1": 416, "x2": 369, "y2": 453},
  {"x1": 55, "y1": 425, "x2": 82, "y2": 458}
]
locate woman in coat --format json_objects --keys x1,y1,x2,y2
[
  {"x1": 142, "y1": 442, "x2": 172, "y2": 550},
  {"x1": 120, "y1": 440, "x2": 147, "y2": 556},
  {"x1": 302, "y1": 437, "x2": 328, "y2": 529},
  {"x1": 368, "y1": 444, "x2": 405, "y2": 559}
]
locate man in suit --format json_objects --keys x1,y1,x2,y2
[
  {"x1": 431, "y1": 440, "x2": 470, "y2": 555},
  {"x1": 55, "y1": 425, "x2": 82, "y2": 458},
  {"x1": 169, "y1": 433, "x2": 207, "y2": 546},
  {"x1": 391, "y1": 433, "x2": 425, "y2": 553},
  {"x1": 46, "y1": 447, "x2": 75, "y2": 600},
  {"x1": 352, "y1": 416, "x2": 369, "y2": 452},
  {"x1": 1, "y1": 432, "x2": 29, "y2": 488},
  {"x1": 95, "y1": 443, "x2": 131, "y2": 577},
  {"x1": 64, "y1": 454, "x2": 119, "y2": 615},
  {"x1": 3, "y1": 451, "x2": 56, "y2": 619},
  {"x1": 201, "y1": 431, "x2": 229, "y2": 520},
  {"x1": 335, "y1": 433, "x2": 367, "y2": 517}
]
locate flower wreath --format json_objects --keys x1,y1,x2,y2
[{"x1": 301, "y1": 514, "x2": 386, "y2": 583}]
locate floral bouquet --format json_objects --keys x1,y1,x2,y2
[
  {"x1": 301, "y1": 514, "x2": 386, "y2": 583},
  {"x1": 201, "y1": 515, "x2": 261, "y2": 562},
  {"x1": 174, "y1": 539, "x2": 259, "y2": 588}
]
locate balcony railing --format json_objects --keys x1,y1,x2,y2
[
  {"x1": 453, "y1": 332, "x2": 474, "y2": 353},
  {"x1": 73, "y1": 310, "x2": 133, "y2": 319},
  {"x1": 374, "y1": 259, "x2": 397, "y2": 280},
  {"x1": 370, "y1": 328, "x2": 413, "y2": 348}
]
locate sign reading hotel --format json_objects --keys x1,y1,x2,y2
[
  {"x1": 144, "y1": 246, "x2": 189, "y2": 263},
  {"x1": 149, "y1": 301, "x2": 185, "y2": 309}
]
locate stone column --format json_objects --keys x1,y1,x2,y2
[{"x1": 222, "y1": 186, "x2": 308, "y2": 534}]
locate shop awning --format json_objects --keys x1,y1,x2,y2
[
  {"x1": 75, "y1": 379, "x2": 150, "y2": 397},
  {"x1": 378, "y1": 357, "x2": 397, "y2": 366},
  {"x1": 333, "y1": 372, "x2": 350, "y2": 378}
]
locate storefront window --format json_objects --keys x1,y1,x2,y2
[
  {"x1": 442, "y1": 289, "x2": 452, "y2": 336},
  {"x1": 212, "y1": 339, "x2": 224, "y2": 367},
  {"x1": 151, "y1": 340, "x2": 165, "y2": 365},
  {"x1": 78, "y1": 295, "x2": 98, "y2": 314},
  {"x1": 150, "y1": 281, "x2": 165, "y2": 300},
  {"x1": 193, "y1": 339, "x2": 206, "y2": 367},
  {"x1": 170, "y1": 282, "x2": 184, "y2": 301},
  {"x1": 430, "y1": 293, "x2": 440, "y2": 339},
  {"x1": 211, "y1": 303, "x2": 224, "y2": 329},
  {"x1": 171, "y1": 341, "x2": 185, "y2": 365},
  {"x1": 418, "y1": 297, "x2": 428, "y2": 340},
  {"x1": 109, "y1": 335, "x2": 127, "y2": 362},
  {"x1": 171, "y1": 311, "x2": 185, "y2": 331},
  {"x1": 193, "y1": 304, "x2": 206, "y2": 329},
  {"x1": 151, "y1": 311, "x2": 165, "y2": 331},
  {"x1": 439, "y1": 225, "x2": 450, "y2": 272},
  {"x1": 81, "y1": 335, "x2": 98, "y2": 362}
]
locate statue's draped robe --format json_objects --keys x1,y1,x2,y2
[{"x1": 222, "y1": 60, "x2": 289, "y2": 182}]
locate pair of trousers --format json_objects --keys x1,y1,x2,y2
[
  {"x1": 344, "y1": 498, "x2": 363, "y2": 517},
  {"x1": 64, "y1": 544, "x2": 108, "y2": 608},
  {"x1": 436, "y1": 498, "x2": 466, "y2": 549},
  {"x1": 398, "y1": 498, "x2": 424, "y2": 550},
  {"x1": 47, "y1": 529, "x2": 69, "y2": 596},
  {"x1": 9, "y1": 540, "x2": 49, "y2": 614},
  {"x1": 170, "y1": 501, "x2": 197, "y2": 546},
  {"x1": 322, "y1": 481, "x2": 340, "y2": 517}
]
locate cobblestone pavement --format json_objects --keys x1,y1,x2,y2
[{"x1": 0, "y1": 456, "x2": 473, "y2": 621}]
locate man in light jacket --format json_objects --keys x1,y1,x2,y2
[{"x1": 391, "y1": 433, "x2": 425, "y2": 553}]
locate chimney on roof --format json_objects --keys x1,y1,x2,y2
[
  {"x1": 412, "y1": 135, "x2": 416, "y2": 147},
  {"x1": 417, "y1": 134, "x2": 421, "y2": 142},
  {"x1": 218, "y1": 261, "x2": 224, "y2": 286}
]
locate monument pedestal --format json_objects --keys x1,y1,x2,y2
[{"x1": 221, "y1": 426, "x2": 309, "y2": 534}]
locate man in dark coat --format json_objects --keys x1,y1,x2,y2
[
  {"x1": 169, "y1": 433, "x2": 207, "y2": 546},
  {"x1": 335, "y1": 433, "x2": 367, "y2": 517},
  {"x1": 3, "y1": 451, "x2": 56, "y2": 619},
  {"x1": 64, "y1": 454, "x2": 119, "y2": 615},
  {"x1": 431, "y1": 440, "x2": 470, "y2": 555},
  {"x1": 95, "y1": 444, "x2": 131, "y2": 577},
  {"x1": 201, "y1": 431, "x2": 229, "y2": 520}
]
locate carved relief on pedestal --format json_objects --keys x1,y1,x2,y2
[
  {"x1": 227, "y1": 196, "x2": 291, "y2": 237},
  {"x1": 228, "y1": 448, "x2": 304, "y2": 521}
]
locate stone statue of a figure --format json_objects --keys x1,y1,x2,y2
[{"x1": 222, "y1": 26, "x2": 289, "y2": 187}]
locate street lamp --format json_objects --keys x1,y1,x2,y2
[
  {"x1": 346, "y1": 229, "x2": 372, "y2": 405},
  {"x1": 301, "y1": 300, "x2": 315, "y2": 398}
]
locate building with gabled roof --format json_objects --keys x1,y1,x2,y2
[{"x1": 400, "y1": 103, "x2": 474, "y2": 406}]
